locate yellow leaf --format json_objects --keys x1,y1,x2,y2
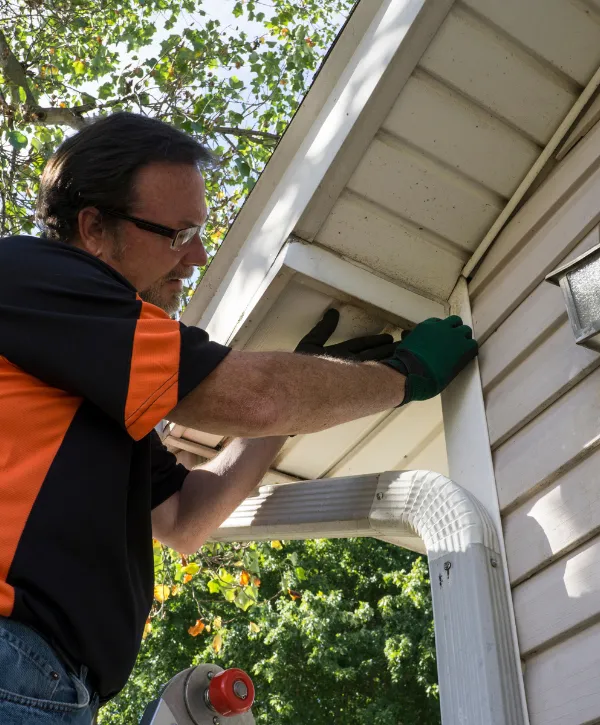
[
  {"x1": 182, "y1": 563, "x2": 200, "y2": 576},
  {"x1": 205, "y1": 624, "x2": 211, "y2": 633},
  {"x1": 233, "y1": 560, "x2": 244, "y2": 567},
  {"x1": 271, "y1": 540, "x2": 283, "y2": 550},
  {"x1": 154, "y1": 585, "x2": 170, "y2": 602},
  {"x1": 188, "y1": 619, "x2": 205, "y2": 637},
  {"x1": 212, "y1": 633, "x2": 223, "y2": 653},
  {"x1": 239, "y1": 570, "x2": 250, "y2": 586},
  {"x1": 59, "y1": 102, "x2": 67, "y2": 108},
  {"x1": 213, "y1": 616, "x2": 222, "y2": 629},
  {"x1": 249, "y1": 622, "x2": 260, "y2": 633},
  {"x1": 142, "y1": 619, "x2": 152, "y2": 639},
  {"x1": 183, "y1": 574, "x2": 193, "y2": 584}
]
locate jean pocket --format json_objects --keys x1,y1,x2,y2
[{"x1": 0, "y1": 628, "x2": 89, "y2": 712}]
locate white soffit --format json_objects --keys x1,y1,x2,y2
[
  {"x1": 185, "y1": 0, "x2": 600, "y2": 331},
  {"x1": 298, "y1": 0, "x2": 600, "y2": 297}
]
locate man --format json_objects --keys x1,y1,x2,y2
[{"x1": 0, "y1": 112, "x2": 477, "y2": 724}]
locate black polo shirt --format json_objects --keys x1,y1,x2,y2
[{"x1": 0, "y1": 235, "x2": 230, "y2": 699}]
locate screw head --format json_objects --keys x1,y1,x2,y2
[
  {"x1": 233, "y1": 679, "x2": 249, "y2": 700},
  {"x1": 490, "y1": 558, "x2": 498, "y2": 568},
  {"x1": 444, "y1": 561, "x2": 452, "y2": 571},
  {"x1": 213, "y1": 718, "x2": 220, "y2": 725},
  {"x1": 207, "y1": 671, "x2": 214, "y2": 680},
  {"x1": 376, "y1": 492, "x2": 384, "y2": 500}
]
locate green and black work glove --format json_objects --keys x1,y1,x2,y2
[
  {"x1": 382, "y1": 315, "x2": 478, "y2": 405},
  {"x1": 295, "y1": 308, "x2": 396, "y2": 361}
]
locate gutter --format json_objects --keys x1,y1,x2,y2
[{"x1": 211, "y1": 469, "x2": 525, "y2": 725}]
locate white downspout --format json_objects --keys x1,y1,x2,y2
[{"x1": 211, "y1": 469, "x2": 525, "y2": 725}]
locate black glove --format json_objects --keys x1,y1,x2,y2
[
  {"x1": 295, "y1": 309, "x2": 396, "y2": 362},
  {"x1": 382, "y1": 316, "x2": 478, "y2": 405}
]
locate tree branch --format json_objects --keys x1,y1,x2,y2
[
  {"x1": 0, "y1": 28, "x2": 36, "y2": 106},
  {"x1": 24, "y1": 104, "x2": 92, "y2": 130},
  {"x1": 0, "y1": 29, "x2": 108, "y2": 131},
  {"x1": 21, "y1": 96, "x2": 137, "y2": 131},
  {"x1": 0, "y1": 146, "x2": 18, "y2": 235},
  {"x1": 212, "y1": 126, "x2": 280, "y2": 143}
]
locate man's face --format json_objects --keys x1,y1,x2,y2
[{"x1": 79, "y1": 162, "x2": 209, "y2": 316}]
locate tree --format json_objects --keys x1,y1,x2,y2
[
  {"x1": 0, "y1": 0, "x2": 355, "y2": 305},
  {"x1": 99, "y1": 538, "x2": 440, "y2": 725}
]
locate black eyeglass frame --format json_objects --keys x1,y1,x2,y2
[{"x1": 99, "y1": 208, "x2": 207, "y2": 250}]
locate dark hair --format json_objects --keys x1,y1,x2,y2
[{"x1": 36, "y1": 112, "x2": 214, "y2": 242}]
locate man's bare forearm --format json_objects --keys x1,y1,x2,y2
[
  {"x1": 170, "y1": 351, "x2": 405, "y2": 437},
  {"x1": 153, "y1": 435, "x2": 288, "y2": 553}
]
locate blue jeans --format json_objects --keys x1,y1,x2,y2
[{"x1": 0, "y1": 617, "x2": 99, "y2": 724}]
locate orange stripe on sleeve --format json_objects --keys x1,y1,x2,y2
[
  {"x1": 125, "y1": 300, "x2": 180, "y2": 441},
  {"x1": 0, "y1": 358, "x2": 81, "y2": 616}
]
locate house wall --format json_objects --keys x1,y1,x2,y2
[{"x1": 470, "y1": 119, "x2": 600, "y2": 725}]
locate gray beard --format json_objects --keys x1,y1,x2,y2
[{"x1": 139, "y1": 284, "x2": 182, "y2": 317}]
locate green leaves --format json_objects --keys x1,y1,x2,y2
[
  {"x1": 7, "y1": 131, "x2": 27, "y2": 150},
  {"x1": 244, "y1": 549, "x2": 260, "y2": 575},
  {"x1": 295, "y1": 566, "x2": 307, "y2": 581},
  {"x1": 0, "y1": 0, "x2": 356, "y2": 245},
  {"x1": 235, "y1": 157, "x2": 252, "y2": 178},
  {"x1": 207, "y1": 580, "x2": 221, "y2": 594},
  {"x1": 234, "y1": 588, "x2": 254, "y2": 612},
  {"x1": 100, "y1": 538, "x2": 439, "y2": 725},
  {"x1": 229, "y1": 75, "x2": 244, "y2": 90}
]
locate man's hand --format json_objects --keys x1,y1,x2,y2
[
  {"x1": 295, "y1": 308, "x2": 396, "y2": 361},
  {"x1": 382, "y1": 316, "x2": 478, "y2": 405}
]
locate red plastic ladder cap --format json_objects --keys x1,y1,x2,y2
[{"x1": 208, "y1": 668, "x2": 255, "y2": 716}]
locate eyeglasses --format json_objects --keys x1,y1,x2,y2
[{"x1": 100, "y1": 208, "x2": 208, "y2": 250}]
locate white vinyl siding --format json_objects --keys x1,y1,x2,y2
[{"x1": 470, "y1": 119, "x2": 600, "y2": 725}]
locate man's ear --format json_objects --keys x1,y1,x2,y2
[{"x1": 76, "y1": 207, "x2": 107, "y2": 257}]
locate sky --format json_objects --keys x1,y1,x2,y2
[
  {"x1": 77, "y1": 1, "x2": 274, "y2": 99},
  {"x1": 129, "y1": 0, "x2": 348, "y2": 92}
]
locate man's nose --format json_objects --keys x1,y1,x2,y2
[{"x1": 181, "y1": 232, "x2": 208, "y2": 267}]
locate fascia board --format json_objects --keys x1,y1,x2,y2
[{"x1": 226, "y1": 239, "x2": 446, "y2": 349}]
